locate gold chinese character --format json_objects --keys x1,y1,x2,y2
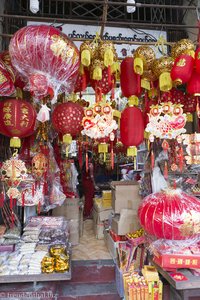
[
  {"x1": 185, "y1": 259, "x2": 191, "y2": 265},
  {"x1": 177, "y1": 259, "x2": 183, "y2": 265},
  {"x1": 3, "y1": 107, "x2": 11, "y2": 113},
  {"x1": 20, "y1": 121, "x2": 29, "y2": 127},
  {"x1": 4, "y1": 120, "x2": 13, "y2": 126},
  {"x1": 192, "y1": 259, "x2": 198, "y2": 265},
  {"x1": 170, "y1": 258, "x2": 176, "y2": 264},
  {"x1": 176, "y1": 58, "x2": 186, "y2": 67},
  {"x1": 3, "y1": 113, "x2": 11, "y2": 120},
  {"x1": 21, "y1": 107, "x2": 29, "y2": 115}
]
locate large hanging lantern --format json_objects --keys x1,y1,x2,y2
[
  {"x1": 52, "y1": 101, "x2": 84, "y2": 138},
  {"x1": 120, "y1": 98, "x2": 144, "y2": 156},
  {"x1": 153, "y1": 57, "x2": 174, "y2": 92},
  {"x1": 187, "y1": 70, "x2": 200, "y2": 96},
  {"x1": 9, "y1": 25, "x2": 80, "y2": 102},
  {"x1": 120, "y1": 57, "x2": 141, "y2": 98},
  {"x1": 138, "y1": 188, "x2": 200, "y2": 240},
  {"x1": 0, "y1": 99, "x2": 37, "y2": 147}
]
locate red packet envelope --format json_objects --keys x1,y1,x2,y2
[{"x1": 170, "y1": 272, "x2": 188, "y2": 281}]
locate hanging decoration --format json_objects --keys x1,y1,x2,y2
[
  {"x1": 0, "y1": 99, "x2": 37, "y2": 148},
  {"x1": 32, "y1": 153, "x2": 48, "y2": 180},
  {"x1": 120, "y1": 97, "x2": 144, "y2": 158},
  {"x1": 182, "y1": 133, "x2": 200, "y2": 164},
  {"x1": 9, "y1": 25, "x2": 80, "y2": 103},
  {"x1": 73, "y1": 66, "x2": 90, "y2": 93},
  {"x1": 81, "y1": 103, "x2": 118, "y2": 139},
  {"x1": 138, "y1": 188, "x2": 200, "y2": 240},
  {"x1": 52, "y1": 101, "x2": 84, "y2": 156},
  {"x1": 80, "y1": 36, "x2": 117, "y2": 98},
  {"x1": 153, "y1": 56, "x2": 174, "y2": 92},
  {"x1": 171, "y1": 39, "x2": 195, "y2": 86},
  {"x1": 145, "y1": 102, "x2": 186, "y2": 140},
  {"x1": 120, "y1": 57, "x2": 141, "y2": 98}
]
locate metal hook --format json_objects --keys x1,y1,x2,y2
[{"x1": 12, "y1": 149, "x2": 18, "y2": 157}]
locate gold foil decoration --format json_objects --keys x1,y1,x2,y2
[
  {"x1": 134, "y1": 46, "x2": 156, "y2": 75},
  {"x1": 98, "y1": 41, "x2": 117, "y2": 67},
  {"x1": 171, "y1": 39, "x2": 195, "y2": 59},
  {"x1": 50, "y1": 35, "x2": 78, "y2": 64},
  {"x1": 153, "y1": 56, "x2": 174, "y2": 92}
]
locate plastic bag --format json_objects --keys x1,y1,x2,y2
[{"x1": 9, "y1": 25, "x2": 80, "y2": 103}]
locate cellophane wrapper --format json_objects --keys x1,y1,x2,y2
[
  {"x1": 9, "y1": 25, "x2": 80, "y2": 102},
  {"x1": 138, "y1": 188, "x2": 200, "y2": 240}
]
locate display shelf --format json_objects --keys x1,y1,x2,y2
[{"x1": 0, "y1": 262, "x2": 71, "y2": 283}]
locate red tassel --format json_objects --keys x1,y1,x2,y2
[
  {"x1": 0, "y1": 192, "x2": 4, "y2": 208},
  {"x1": 10, "y1": 195, "x2": 13, "y2": 210},
  {"x1": 111, "y1": 142, "x2": 114, "y2": 170},
  {"x1": 111, "y1": 81, "x2": 115, "y2": 100},
  {"x1": 151, "y1": 150, "x2": 155, "y2": 169},
  {"x1": 78, "y1": 143, "x2": 83, "y2": 169},
  {"x1": 164, "y1": 161, "x2": 168, "y2": 179},
  {"x1": 86, "y1": 152, "x2": 89, "y2": 173},
  {"x1": 82, "y1": 73, "x2": 87, "y2": 91},
  {"x1": 13, "y1": 198, "x2": 17, "y2": 207},
  {"x1": 107, "y1": 65, "x2": 112, "y2": 86},
  {"x1": 179, "y1": 146, "x2": 184, "y2": 172},
  {"x1": 173, "y1": 180, "x2": 177, "y2": 189}
]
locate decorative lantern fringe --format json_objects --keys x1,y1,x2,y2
[
  {"x1": 159, "y1": 72, "x2": 172, "y2": 92},
  {"x1": 104, "y1": 49, "x2": 114, "y2": 67},
  {"x1": 10, "y1": 137, "x2": 21, "y2": 148},
  {"x1": 93, "y1": 66, "x2": 102, "y2": 80},
  {"x1": 127, "y1": 146, "x2": 137, "y2": 157},
  {"x1": 81, "y1": 49, "x2": 91, "y2": 67},
  {"x1": 134, "y1": 57, "x2": 143, "y2": 75}
]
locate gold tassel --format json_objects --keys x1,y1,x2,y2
[
  {"x1": 159, "y1": 72, "x2": 172, "y2": 92},
  {"x1": 63, "y1": 134, "x2": 72, "y2": 144},
  {"x1": 10, "y1": 137, "x2": 21, "y2": 148},
  {"x1": 134, "y1": 57, "x2": 143, "y2": 75},
  {"x1": 93, "y1": 66, "x2": 102, "y2": 80},
  {"x1": 104, "y1": 49, "x2": 114, "y2": 67},
  {"x1": 81, "y1": 49, "x2": 91, "y2": 67},
  {"x1": 127, "y1": 146, "x2": 137, "y2": 157}
]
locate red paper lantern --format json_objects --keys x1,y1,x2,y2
[
  {"x1": 0, "y1": 99, "x2": 36, "y2": 138},
  {"x1": 0, "y1": 59, "x2": 15, "y2": 96},
  {"x1": 52, "y1": 102, "x2": 84, "y2": 137},
  {"x1": 74, "y1": 68, "x2": 90, "y2": 93},
  {"x1": 90, "y1": 67, "x2": 115, "y2": 95},
  {"x1": 138, "y1": 189, "x2": 200, "y2": 240},
  {"x1": 187, "y1": 70, "x2": 200, "y2": 96},
  {"x1": 9, "y1": 25, "x2": 80, "y2": 100},
  {"x1": 171, "y1": 54, "x2": 194, "y2": 85},
  {"x1": 120, "y1": 106, "x2": 144, "y2": 147},
  {"x1": 120, "y1": 57, "x2": 141, "y2": 98}
]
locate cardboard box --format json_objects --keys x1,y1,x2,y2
[
  {"x1": 111, "y1": 209, "x2": 140, "y2": 236},
  {"x1": 104, "y1": 229, "x2": 126, "y2": 260},
  {"x1": 52, "y1": 198, "x2": 80, "y2": 220},
  {"x1": 111, "y1": 181, "x2": 141, "y2": 214},
  {"x1": 153, "y1": 252, "x2": 200, "y2": 270},
  {"x1": 93, "y1": 199, "x2": 113, "y2": 222}
]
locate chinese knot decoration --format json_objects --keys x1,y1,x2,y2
[
  {"x1": 145, "y1": 102, "x2": 186, "y2": 140},
  {"x1": 81, "y1": 103, "x2": 118, "y2": 139},
  {"x1": 182, "y1": 133, "x2": 200, "y2": 164},
  {"x1": 1, "y1": 156, "x2": 27, "y2": 202},
  {"x1": 9, "y1": 25, "x2": 80, "y2": 102},
  {"x1": 138, "y1": 188, "x2": 200, "y2": 240}
]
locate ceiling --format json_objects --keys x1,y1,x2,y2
[{"x1": 0, "y1": 0, "x2": 199, "y2": 49}]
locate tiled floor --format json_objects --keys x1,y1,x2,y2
[{"x1": 72, "y1": 219, "x2": 111, "y2": 260}]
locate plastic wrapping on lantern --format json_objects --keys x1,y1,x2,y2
[
  {"x1": 149, "y1": 237, "x2": 200, "y2": 257},
  {"x1": 18, "y1": 182, "x2": 45, "y2": 207},
  {"x1": 138, "y1": 188, "x2": 200, "y2": 240},
  {"x1": 9, "y1": 25, "x2": 80, "y2": 102}
]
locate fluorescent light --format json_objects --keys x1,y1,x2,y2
[{"x1": 30, "y1": 0, "x2": 39, "y2": 14}]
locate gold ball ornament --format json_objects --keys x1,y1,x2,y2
[
  {"x1": 98, "y1": 41, "x2": 118, "y2": 67},
  {"x1": 134, "y1": 46, "x2": 156, "y2": 70},
  {"x1": 171, "y1": 39, "x2": 195, "y2": 59},
  {"x1": 153, "y1": 56, "x2": 174, "y2": 92}
]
